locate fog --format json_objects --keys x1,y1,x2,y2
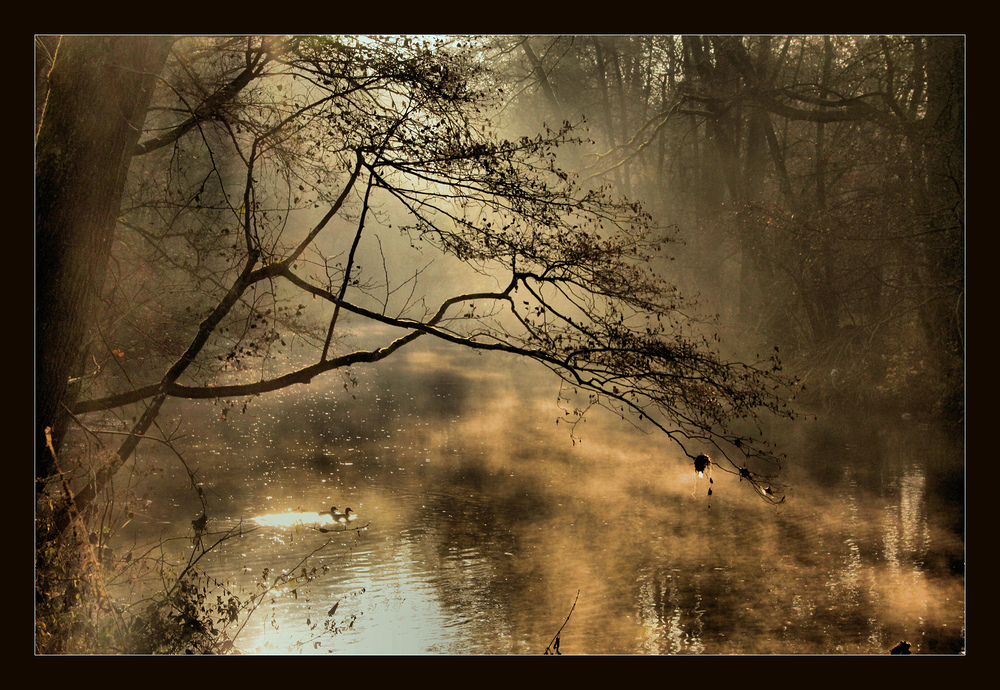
[
  {"x1": 113, "y1": 340, "x2": 963, "y2": 654},
  {"x1": 37, "y1": 35, "x2": 964, "y2": 655}
]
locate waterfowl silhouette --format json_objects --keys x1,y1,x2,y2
[{"x1": 327, "y1": 507, "x2": 356, "y2": 525}]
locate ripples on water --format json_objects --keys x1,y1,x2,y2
[{"x1": 120, "y1": 346, "x2": 965, "y2": 655}]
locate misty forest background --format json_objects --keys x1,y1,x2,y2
[{"x1": 34, "y1": 35, "x2": 964, "y2": 653}]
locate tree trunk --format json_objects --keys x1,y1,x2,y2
[
  {"x1": 918, "y1": 36, "x2": 965, "y2": 418},
  {"x1": 35, "y1": 36, "x2": 173, "y2": 483}
]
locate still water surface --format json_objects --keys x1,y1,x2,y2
[{"x1": 124, "y1": 343, "x2": 965, "y2": 654}]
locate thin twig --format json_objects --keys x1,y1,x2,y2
[{"x1": 544, "y1": 590, "x2": 580, "y2": 655}]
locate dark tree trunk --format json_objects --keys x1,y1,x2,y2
[
  {"x1": 35, "y1": 36, "x2": 173, "y2": 483},
  {"x1": 919, "y1": 36, "x2": 965, "y2": 419}
]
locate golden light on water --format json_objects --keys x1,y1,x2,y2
[
  {"x1": 253, "y1": 511, "x2": 328, "y2": 528},
  {"x1": 136, "y1": 346, "x2": 963, "y2": 654},
  {"x1": 252, "y1": 509, "x2": 361, "y2": 529}
]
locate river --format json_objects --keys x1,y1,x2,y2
[{"x1": 117, "y1": 340, "x2": 965, "y2": 655}]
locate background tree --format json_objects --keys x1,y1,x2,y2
[
  {"x1": 38, "y1": 35, "x2": 794, "y2": 541},
  {"x1": 497, "y1": 35, "x2": 964, "y2": 417}
]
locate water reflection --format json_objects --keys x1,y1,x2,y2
[{"x1": 120, "y1": 342, "x2": 964, "y2": 654}]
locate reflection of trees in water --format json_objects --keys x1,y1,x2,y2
[
  {"x1": 404, "y1": 456, "x2": 552, "y2": 653},
  {"x1": 120, "y1": 355, "x2": 963, "y2": 654},
  {"x1": 410, "y1": 399, "x2": 962, "y2": 653},
  {"x1": 622, "y1": 418, "x2": 963, "y2": 654}
]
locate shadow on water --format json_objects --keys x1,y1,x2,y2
[{"x1": 118, "y1": 342, "x2": 965, "y2": 654}]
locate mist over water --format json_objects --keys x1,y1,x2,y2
[
  {"x1": 35, "y1": 35, "x2": 964, "y2": 658},
  {"x1": 119, "y1": 338, "x2": 964, "y2": 655}
]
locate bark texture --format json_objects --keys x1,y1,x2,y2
[{"x1": 35, "y1": 36, "x2": 173, "y2": 482}]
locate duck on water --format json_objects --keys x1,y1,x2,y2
[{"x1": 327, "y1": 507, "x2": 356, "y2": 525}]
